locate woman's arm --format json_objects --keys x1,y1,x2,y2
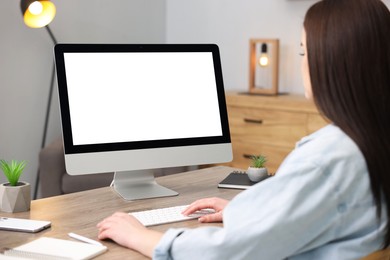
[
  {"x1": 97, "y1": 212, "x2": 163, "y2": 258},
  {"x1": 97, "y1": 198, "x2": 229, "y2": 257}
]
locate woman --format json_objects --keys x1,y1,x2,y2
[{"x1": 97, "y1": 0, "x2": 390, "y2": 258}]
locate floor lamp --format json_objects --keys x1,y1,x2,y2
[{"x1": 20, "y1": 0, "x2": 58, "y2": 199}]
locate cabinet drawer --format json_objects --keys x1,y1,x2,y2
[
  {"x1": 230, "y1": 139, "x2": 293, "y2": 173},
  {"x1": 228, "y1": 106, "x2": 307, "y2": 147}
]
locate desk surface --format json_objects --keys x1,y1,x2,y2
[{"x1": 0, "y1": 166, "x2": 242, "y2": 259}]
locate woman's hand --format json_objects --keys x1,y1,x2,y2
[
  {"x1": 182, "y1": 197, "x2": 229, "y2": 223},
  {"x1": 97, "y1": 212, "x2": 162, "y2": 258}
]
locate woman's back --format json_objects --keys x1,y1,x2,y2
[{"x1": 219, "y1": 124, "x2": 386, "y2": 259}]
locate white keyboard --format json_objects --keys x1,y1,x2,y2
[{"x1": 130, "y1": 205, "x2": 215, "y2": 227}]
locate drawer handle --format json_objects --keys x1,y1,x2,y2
[
  {"x1": 244, "y1": 118, "x2": 263, "y2": 124},
  {"x1": 243, "y1": 154, "x2": 253, "y2": 159}
]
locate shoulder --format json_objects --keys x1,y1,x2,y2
[
  {"x1": 296, "y1": 124, "x2": 359, "y2": 155},
  {"x1": 281, "y1": 124, "x2": 366, "y2": 173},
  {"x1": 277, "y1": 124, "x2": 371, "y2": 202}
]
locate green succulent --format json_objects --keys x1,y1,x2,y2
[
  {"x1": 250, "y1": 155, "x2": 267, "y2": 168},
  {"x1": 0, "y1": 159, "x2": 27, "y2": 186}
]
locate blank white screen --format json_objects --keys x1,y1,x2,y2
[{"x1": 64, "y1": 52, "x2": 223, "y2": 145}]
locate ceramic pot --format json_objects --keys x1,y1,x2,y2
[
  {"x1": 247, "y1": 167, "x2": 268, "y2": 182},
  {"x1": 0, "y1": 182, "x2": 31, "y2": 212}
]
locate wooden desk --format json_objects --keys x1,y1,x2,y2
[{"x1": 0, "y1": 166, "x2": 241, "y2": 259}]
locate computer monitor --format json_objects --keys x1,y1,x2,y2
[{"x1": 54, "y1": 43, "x2": 232, "y2": 200}]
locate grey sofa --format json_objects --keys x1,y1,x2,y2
[{"x1": 38, "y1": 138, "x2": 190, "y2": 198}]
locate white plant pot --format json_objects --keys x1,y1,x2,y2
[
  {"x1": 0, "y1": 182, "x2": 31, "y2": 213},
  {"x1": 247, "y1": 167, "x2": 268, "y2": 182}
]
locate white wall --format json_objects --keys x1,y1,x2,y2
[
  {"x1": 166, "y1": 0, "x2": 315, "y2": 94},
  {"x1": 166, "y1": 0, "x2": 390, "y2": 94},
  {"x1": 0, "y1": 0, "x2": 166, "y2": 195}
]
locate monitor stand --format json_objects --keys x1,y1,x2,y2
[{"x1": 112, "y1": 170, "x2": 179, "y2": 201}]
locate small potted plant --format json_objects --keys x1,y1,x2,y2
[
  {"x1": 0, "y1": 159, "x2": 31, "y2": 213},
  {"x1": 247, "y1": 155, "x2": 269, "y2": 182}
]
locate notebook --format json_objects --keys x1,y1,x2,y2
[
  {"x1": 3, "y1": 237, "x2": 107, "y2": 260},
  {"x1": 218, "y1": 171, "x2": 256, "y2": 189},
  {"x1": 218, "y1": 171, "x2": 271, "y2": 189}
]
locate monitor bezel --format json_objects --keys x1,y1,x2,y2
[{"x1": 54, "y1": 43, "x2": 231, "y2": 155}]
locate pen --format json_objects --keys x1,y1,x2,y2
[{"x1": 68, "y1": 232, "x2": 103, "y2": 247}]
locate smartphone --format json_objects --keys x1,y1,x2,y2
[{"x1": 0, "y1": 217, "x2": 51, "y2": 233}]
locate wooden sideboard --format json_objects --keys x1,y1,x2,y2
[{"x1": 223, "y1": 92, "x2": 328, "y2": 173}]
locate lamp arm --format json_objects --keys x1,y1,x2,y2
[
  {"x1": 45, "y1": 25, "x2": 58, "y2": 45},
  {"x1": 34, "y1": 26, "x2": 57, "y2": 199},
  {"x1": 39, "y1": 64, "x2": 56, "y2": 150}
]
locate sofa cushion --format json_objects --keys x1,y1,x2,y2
[{"x1": 61, "y1": 172, "x2": 114, "y2": 194}]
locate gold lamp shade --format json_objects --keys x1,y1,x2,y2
[{"x1": 20, "y1": 0, "x2": 56, "y2": 28}]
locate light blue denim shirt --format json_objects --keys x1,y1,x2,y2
[{"x1": 154, "y1": 124, "x2": 387, "y2": 260}]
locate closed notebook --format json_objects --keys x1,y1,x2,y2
[
  {"x1": 4, "y1": 237, "x2": 107, "y2": 260},
  {"x1": 218, "y1": 171, "x2": 256, "y2": 189},
  {"x1": 218, "y1": 171, "x2": 271, "y2": 189}
]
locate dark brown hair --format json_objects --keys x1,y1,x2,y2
[{"x1": 304, "y1": 0, "x2": 390, "y2": 248}]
